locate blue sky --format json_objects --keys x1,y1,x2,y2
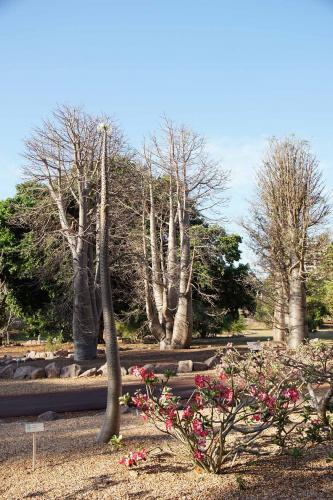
[{"x1": 0, "y1": 0, "x2": 332, "y2": 261}]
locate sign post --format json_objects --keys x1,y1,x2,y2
[{"x1": 25, "y1": 422, "x2": 45, "y2": 471}]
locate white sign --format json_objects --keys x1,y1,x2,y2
[{"x1": 25, "y1": 422, "x2": 45, "y2": 433}]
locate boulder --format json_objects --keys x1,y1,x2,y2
[
  {"x1": 204, "y1": 355, "x2": 221, "y2": 369},
  {"x1": 127, "y1": 365, "x2": 137, "y2": 375},
  {"x1": 142, "y1": 364, "x2": 155, "y2": 372},
  {"x1": 26, "y1": 351, "x2": 37, "y2": 360},
  {"x1": 31, "y1": 368, "x2": 46, "y2": 380},
  {"x1": 177, "y1": 360, "x2": 193, "y2": 373},
  {"x1": 193, "y1": 362, "x2": 208, "y2": 372},
  {"x1": 120, "y1": 405, "x2": 130, "y2": 414},
  {"x1": 154, "y1": 363, "x2": 178, "y2": 375},
  {"x1": 45, "y1": 362, "x2": 61, "y2": 378},
  {"x1": 60, "y1": 364, "x2": 82, "y2": 378},
  {"x1": 0, "y1": 364, "x2": 15, "y2": 379},
  {"x1": 159, "y1": 340, "x2": 172, "y2": 351},
  {"x1": 13, "y1": 365, "x2": 35, "y2": 380},
  {"x1": 37, "y1": 411, "x2": 59, "y2": 422},
  {"x1": 55, "y1": 349, "x2": 68, "y2": 357},
  {"x1": 79, "y1": 367, "x2": 98, "y2": 378},
  {"x1": 97, "y1": 362, "x2": 107, "y2": 375},
  {"x1": 34, "y1": 352, "x2": 46, "y2": 359}
]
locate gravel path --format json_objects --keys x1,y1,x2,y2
[{"x1": 1, "y1": 412, "x2": 332, "y2": 499}]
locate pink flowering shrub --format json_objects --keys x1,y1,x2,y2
[
  {"x1": 281, "y1": 341, "x2": 333, "y2": 431},
  {"x1": 125, "y1": 349, "x2": 325, "y2": 474}
]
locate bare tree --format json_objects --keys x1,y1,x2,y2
[
  {"x1": 245, "y1": 137, "x2": 330, "y2": 347},
  {"x1": 24, "y1": 106, "x2": 125, "y2": 360},
  {"x1": 142, "y1": 119, "x2": 228, "y2": 349}
]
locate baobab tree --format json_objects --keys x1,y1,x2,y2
[
  {"x1": 24, "y1": 106, "x2": 126, "y2": 360},
  {"x1": 246, "y1": 137, "x2": 329, "y2": 347},
  {"x1": 142, "y1": 119, "x2": 228, "y2": 349}
]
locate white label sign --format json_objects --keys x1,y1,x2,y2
[{"x1": 25, "y1": 423, "x2": 45, "y2": 433}]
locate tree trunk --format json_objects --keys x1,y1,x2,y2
[
  {"x1": 72, "y1": 255, "x2": 97, "y2": 360},
  {"x1": 273, "y1": 283, "x2": 286, "y2": 342},
  {"x1": 172, "y1": 204, "x2": 192, "y2": 348},
  {"x1": 288, "y1": 266, "x2": 307, "y2": 348},
  {"x1": 97, "y1": 124, "x2": 122, "y2": 443}
]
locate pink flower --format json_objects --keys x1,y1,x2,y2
[
  {"x1": 192, "y1": 419, "x2": 208, "y2": 437},
  {"x1": 193, "y1": 449, "x2": 204, "y2": 461},
  {"x1": 119, "y1": 449, "x2": 147, "y2": 467},
  {"x1": 194, "y1": 393, "x2": 204, "y2": 409},
  {"x1": 165, "y1": 407, "x2": 177, "y2": 430},
  {"x1": 194, "y1": 374, "x2": 211, "y2": 388},
  {"x1": 132, "y1": 366, "x2": 157, "y2": 383},
  {"x1": 182, "y1": 406, "x2": 194, "y2": 420},
  {"x1": 283, "y1": 388, "x2": 299, "y2": 403},
  {"x1": 253, "y1": 413, "x2": 261, "y2": 422}
]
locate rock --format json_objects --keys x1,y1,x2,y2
[
  {"x1": 120, "y1": 405, "x2": 130, "y2": 414},
  {"x1": 159, "y1": 340, "x2": 172, "y2": 350},
  {"x1": 45, "y1": 352, "x2": 55, "y2": 360},
  {"x1": 0, "y1": 364, "x2": 15, "y2": 379},
  {"x1": 55, "y1": 349, "x2": 68, "y2": 357},
  {"x1": 127, "y1": 366, "x2": 137, "y2": 375},
  {"x1": 26, "y1": 351, "x2": 37, "y2": 360},
  {"x1": 67, "y1": 353, "x2": 74, "y2": 360},
  {"x1": 34, "y1": 352, "x2": 46, "y2": 359},
  {"x1": 60, "y1": 364, "x2": 82, "y2": 378},
  {"x1": 31, "y1": 368, "x2": 46, "y2": 380},
  {"x1": 121, "y1": 366, "x2": 127, "y2": 376},
  {"x1": 204, "y1": 355, "x2": 221, "y2": 369},
  {"x1": 192, "y1": 362, "x2": 208, "y2": 372},
  {"x1": 45, "y1": 362, "x2": 61, "y2": 378},
  {"x1": 97, "y1": 362, "x2": 107, "y2": 375},
  {"x1": 154, "y1": 363, "x2": 178, "y2": 375},
  {"x1": 79, "y1": 367, "x2": 98, "y2": 378},
  {"x1": 97, "y1": 348, "x2": 105, "y2": 355},
  {"x1": 177, "y1": 360, "x2": 193, "y2": 373},
  {"x1": 13, "y1": 365, "x2": 35, "y2": 380},
  {"x1": 142, "y1": 363, "x2": 156, "y2": 372},
  {"x1": 37, "y1": 411, "x2": 59, "y2": 422}
]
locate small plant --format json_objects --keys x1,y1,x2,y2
[
  {"x1": 45, "y1": 332, "x2": 64, "y2": 352},
  {"x1": 109, "y1": 434, "x2": 123, "y2": 451},
  {"x1": 288, "y1": 447, "x2": 302, "y2": 459},
  {"x1": 235, "y1": 474, "x2": 247, "y2": 490}
]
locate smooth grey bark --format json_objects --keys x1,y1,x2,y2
[
  {"x1": 288, "y1": 266, "x2": 307, "y2": 348},
  {"x1": 73, "y1": 255, "x2": 98, "y2": 360},
  {"x1": 172, "y1": 194, "x2": 192, "y2": 348},
  {"x1": 273, "y1": 282, "x2": 287, "y2": 343},
  {"x1": 97, "y1": 125, "x2": 122, "y2": 443}
]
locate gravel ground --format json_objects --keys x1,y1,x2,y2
[{"x1": 1, "y1": 412, "x2": 333, "y2": 500}]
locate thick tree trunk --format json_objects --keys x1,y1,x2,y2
[
  {"x1": 97, "y1": 125, "x2": 122, "y2": 443},
  {"x1": 288, "y1": 267, "x2": 307, "y2": 348},
  {"x1": 172, "y1": 205, "x2": 192, "y2": 348},
  {"x1": 72, "y1": 255, "x2": 97, "y2": 360}
]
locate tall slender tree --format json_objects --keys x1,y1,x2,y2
[{"x1": 97, "y1": 122, "x2": 122, "y2": 443}]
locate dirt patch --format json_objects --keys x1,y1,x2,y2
[{"x1": 0, "y1": 412, "x2": 332, "y2": 499}]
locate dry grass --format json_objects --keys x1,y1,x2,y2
[{"x1": 1, "y1": 412, "x2": 333, "y2": 500}]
